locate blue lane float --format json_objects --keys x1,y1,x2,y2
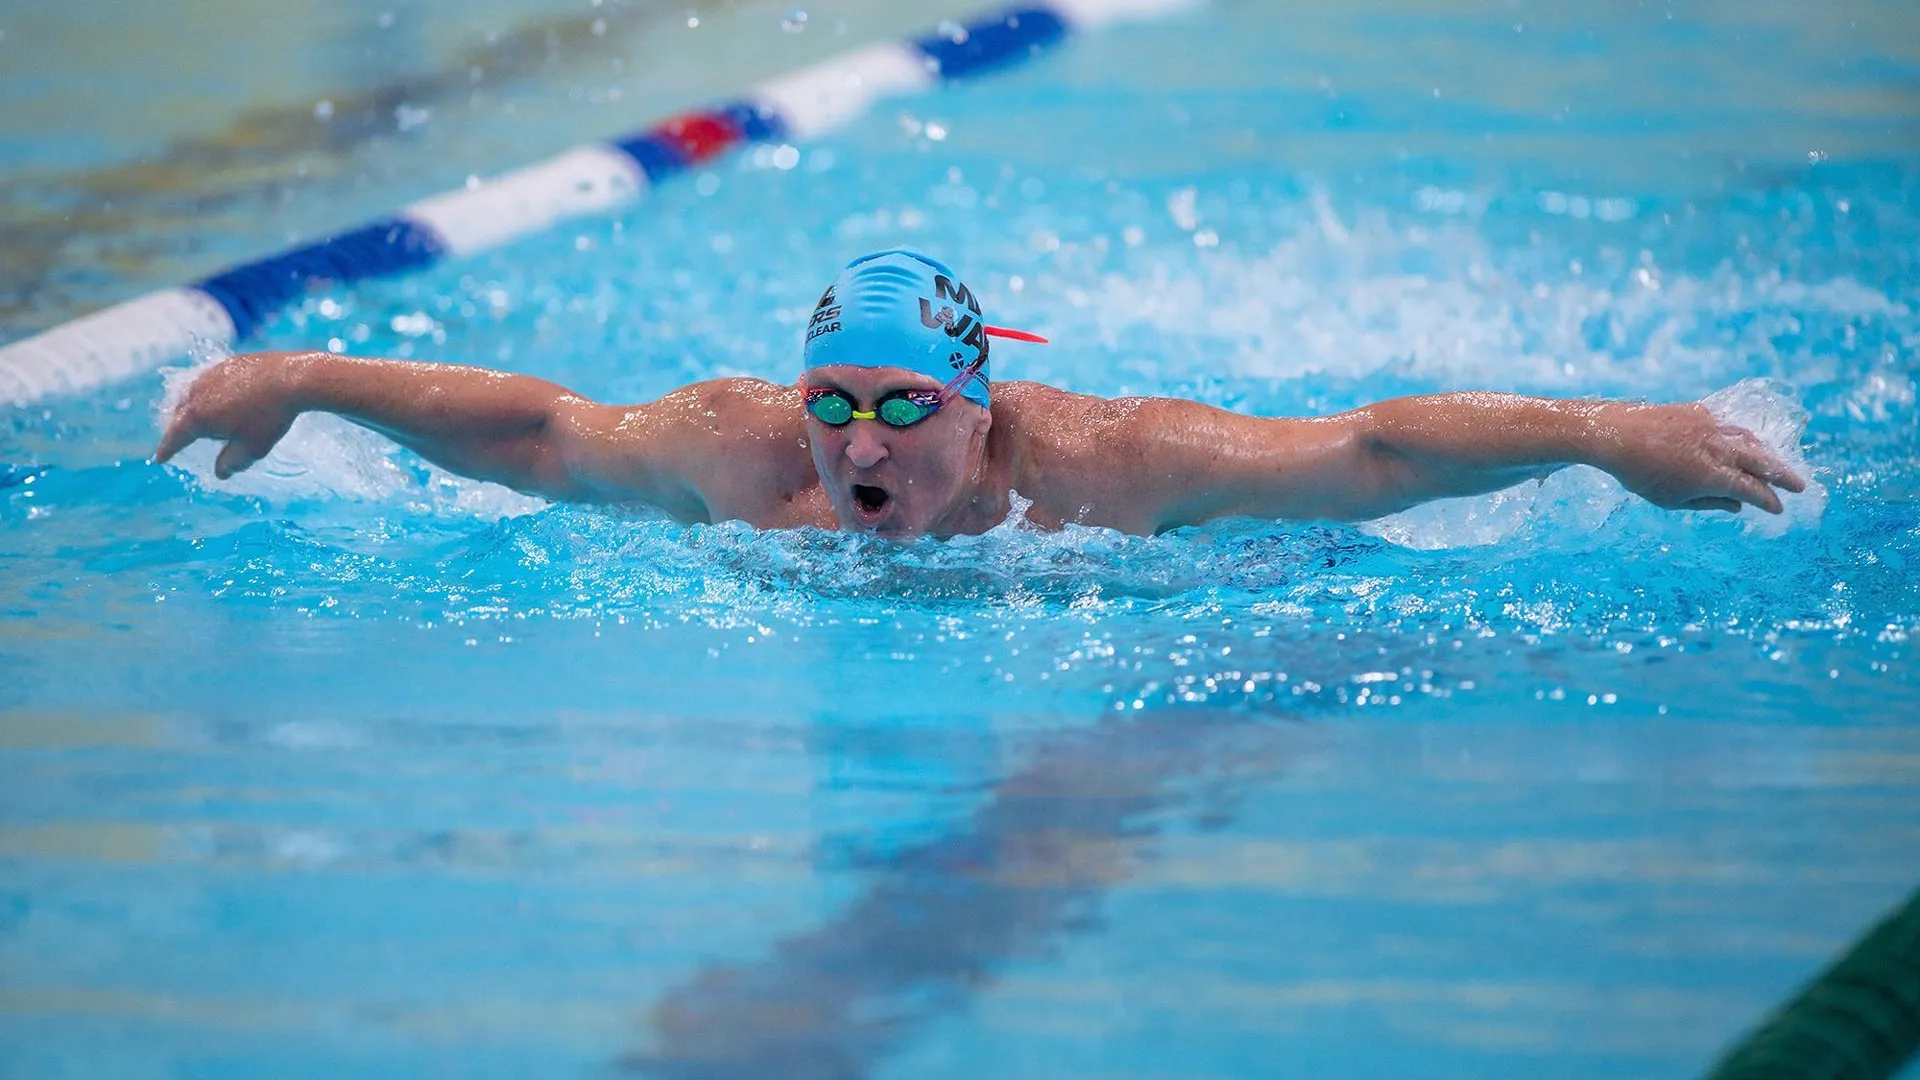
[
  {"x1": 196, "y1": 219, "x2": 450, "y2": 341},
  {"x1": 0, "y1": 0, "x2": 1197, "y2": 408}
]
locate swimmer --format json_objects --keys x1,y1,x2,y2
[{"x1": 155, "y1": 249, "x2": 1806, "y2": 538}]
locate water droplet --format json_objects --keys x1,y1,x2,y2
[
  {"x1": 313, "y1": 99, "x2": 334, "y2": 121},
  {"x1": 781, "y1": 9, "x2": 808, "y2": 32},
  {"x1": 685, "y1": 12, "x2": 699, "y2": 28},
  {"x1": 394, "y1": 103, "x2": 432, "y2": 132},
  {"x1": 1167, "y1": 187, "x2": 1199, "y2": 231},
  {"x1": 936, "y1": 19, "x2": 969, "y2": 44},
  {"x1": 376, "y1": 11, "x2": 394, "y2": 28}
]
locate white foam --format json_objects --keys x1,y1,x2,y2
[
  {"x1": 1083, "y1": 197, "x2": 1906, "y2": 398},
  {"x1": 1359, "y1": 467, "x2": 1626, "y2": 551}
]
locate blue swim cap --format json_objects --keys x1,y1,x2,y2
[{"x1": 803, "y1": 249, "x2": 994, "y2": 408}]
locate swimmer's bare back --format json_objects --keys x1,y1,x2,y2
[{"x1": 157, "y1": 351, "x2": 1805, "y2": 538}]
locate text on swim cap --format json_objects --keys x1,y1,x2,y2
[{"x1": 919, "y1": 274, "x2": 989, "y2": 365}]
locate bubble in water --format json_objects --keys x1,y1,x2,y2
[
  {"x1": 781, "y1": 9, "x2": 807, "y2": 32},
  {"x1": 393, "y1": 103, "x2": 432, "y2": 132},
  {"x1": 937, "y1": 19, "x2": 969, "y2": 44},
  {"x1": 1168, "y1": 187, "x2": 1199, "y2": 231}
]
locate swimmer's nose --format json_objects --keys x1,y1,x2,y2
[{"x1": 845, "y1": 424, "x2": 888, "y2": 469}]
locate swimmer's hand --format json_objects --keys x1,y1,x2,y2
[
  {"x1": 1595, "y1": 401, "x2": 1806, "y2": 514},
  {"x1": 154, "y1": 352, "x2": 306, "y2": 478}
]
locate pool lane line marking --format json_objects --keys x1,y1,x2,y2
[
  {"x1": 0, "y1": 0, "x2": 1200, "y2": 410},
  {"x1": 0, "y1": 0, "x2": 714, "y2": 330}
]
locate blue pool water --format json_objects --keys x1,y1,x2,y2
[{"x1": 4, "y1": 1, "x2": 1919, "y2": 1077}]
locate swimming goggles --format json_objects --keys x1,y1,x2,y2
[{"x1": 804, "y1": 355, "x2": 988, "y2": 429}]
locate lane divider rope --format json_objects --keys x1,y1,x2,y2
[{"x1": 0, "y1": 0, "x2": 1196, "y2": 408}]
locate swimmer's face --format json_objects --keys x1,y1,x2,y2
[{"x1": 803, "y1": 364, "x2": 991, "y2": 538}]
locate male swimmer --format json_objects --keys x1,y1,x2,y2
[{"x1": 156, "y1": 249, "x2": 1806, "y2": 537}]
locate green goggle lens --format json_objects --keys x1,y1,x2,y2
[
  {"x1": 808, "y1": 393, "x2": 853, "y2": 425},
  {"x1": 878, "y1": 397, "x2": 933, "y2": 426}
]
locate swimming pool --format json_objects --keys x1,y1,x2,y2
[{"x1": 4, "y1": 1, "x2": 1919, "y2": 1076}]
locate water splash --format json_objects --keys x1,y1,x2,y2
[{"x1": 1702, "y1": 377, "x2": 1829, "y2": 536}]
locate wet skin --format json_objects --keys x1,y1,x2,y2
[{"x1": 155, "y1": 351, "x2": 1808, "y2": 538}]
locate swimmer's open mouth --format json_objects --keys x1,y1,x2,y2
[{"x1": 851, "y1": 484, "x2": 891, "y2": 516}]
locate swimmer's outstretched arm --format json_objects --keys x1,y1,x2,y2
[
  {"x1": 153, "y1": 352, "x2": 750, "y2": 519},
  {"x1": 1076, "y1": 391, "x2": 1807, "y2": 531}
]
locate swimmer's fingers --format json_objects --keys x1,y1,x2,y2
[
  {"x1": 154, "y1": 409, "x2": 278, "y2": 478},
  {"x1": 1720, "y1": 466, "x2": 1785, "y2": 515},
  {"x1": 1727, "y1": 434, "x2": 1807, "y2": 494},
  {"x1": 213, "y1": 440, "x2": 260, "y2": 480},
  {"x1": 152, "y1": 413, "x2": 198, "y2": 464}
]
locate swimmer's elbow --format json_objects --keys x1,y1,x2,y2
[
  {"x1": 1257, "y1": 414, "x2": 1418, "y2": 523},
  {"x1": 542, "y1": 398, "x2": 708, "y2": 516},
  {"x1": 536, "y1": 400, "x2": 634, "y2": 502},
  {"x1": 1341, "y1": 426, "x2": 1425, "y2": 519},
  {"x1": 1140, "y1": 410, "x2": 1405, "y2": 527}
]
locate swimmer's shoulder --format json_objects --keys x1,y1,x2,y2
[
  {"x1": 636, "y1": 378, "x2": 801, "y2": 444},
  {"x1": 625, "y1": 377, "x2": 812, "y2": 482},
  {"x1": 595, "y1": 377, "x2": 815, "y2": 524},
  {"x1": 993, "y1": 381, "x2": 1162, "y2": 530},
  {"x1": 994, "y1": 381, "x2": 1158, "y2": 457}
]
